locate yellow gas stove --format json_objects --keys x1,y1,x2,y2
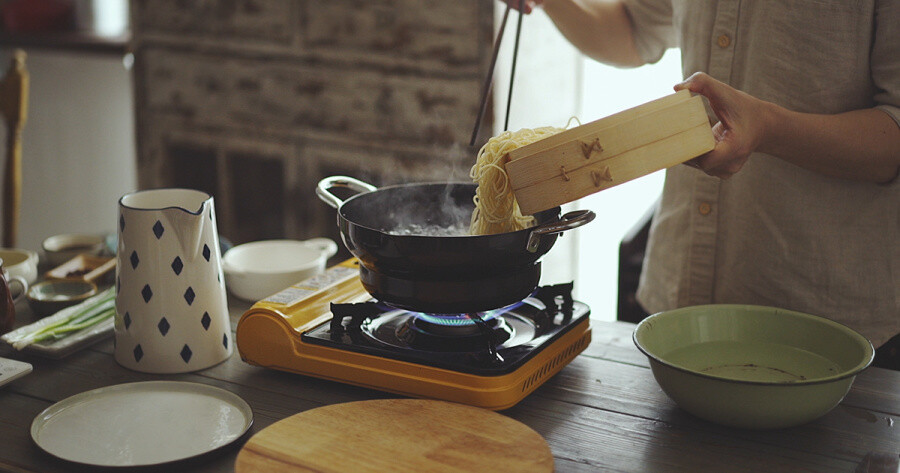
[{"x1": 236, "y1": 259, "x2": 591, "y2": 410}]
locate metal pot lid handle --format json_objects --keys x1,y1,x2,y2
[
  {"x1": 316, "y1": 176, "x2": 378, "y2": 209},
  {"x1": 526, "y1": 209, "x2": 596, "y2": 252}
]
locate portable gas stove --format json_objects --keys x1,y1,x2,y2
[{"x1": 236, "y1": 259, "x2": 591, "y2": 410}]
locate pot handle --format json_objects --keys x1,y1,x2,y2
[
  {"x1": 316, "y1": 176, "x2": 378, "y2": 209},
  {"x1": 526, "y1": 209, "x2": 596, "y2": 252}
]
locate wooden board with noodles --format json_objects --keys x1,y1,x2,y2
[
  {"x1": 494, "y1": 90, "x2": 715, "y2": 217},
  {"x1": 469, "y1": 126, "x2": 566, "y2": 235}
]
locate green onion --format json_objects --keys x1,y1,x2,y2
[{"x1": 6, "y1": 287, "x2": 116, "y2": 350}]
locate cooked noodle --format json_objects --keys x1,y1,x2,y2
[{"x1": 469, "y1": 126, "x2": 565, "y2": 235}]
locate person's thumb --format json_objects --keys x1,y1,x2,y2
[
  {"x1": 674, "y1": 72, "x2": 722, "y2": 97},
  {"x1": 675, "y1": 72, "x2": 735, "y2": 128}
]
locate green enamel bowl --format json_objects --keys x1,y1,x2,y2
[{"x1": 633, "y1": 304, "x2": 874, "y2": 429}]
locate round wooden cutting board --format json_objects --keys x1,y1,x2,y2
[{"x1": 235, "y1": 398, "x2": 554, "y2": 473}]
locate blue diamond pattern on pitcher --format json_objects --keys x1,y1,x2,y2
[
  {"x1": 202, "y1": 244, "x2": 211, "y2": 262},
  {"x1": 142, "y1": 284, "x2": 153, "y2": 302},
  {"x1": 180, "y1": 344, "x2": 192, "y2": 363},
  {"x1": 201, "y1": 312, "x2": 211, "y2": 330},
  {"x1": 223, "y1": 333, "x2": 228, "y2": 349},
  {"x1": 171, "y1": 256, "x2": 183, "y2": 275},
  {"x1": 153, "y1": 220, "x2": 165, "y2": 239},
  {"x1": 158, "y1": 317, "x2": 170, "y2": 336},
  {"x1": 123, "y1": 312, "x2": 131, "y2": 329},
  {"x1": 119, "y1": 214, "x2": 125, "y2": 232},
  {"x1": 133, "y1": 344, "x2": 143, "y2": 362},
  {"x1": 184, "y1": 287, "x2": 195, "y2": 305},
  {"x1": 130, "y1": 250, "x2": 139, "y2": 269}
]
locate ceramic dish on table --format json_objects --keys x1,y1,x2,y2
[
  {"x1": 26, "y1": 280, "x2": 98, "y2": 317},
  {"x1": 44, "y1": 254, "x2": 116, "y2": 284},
  {"x1": 223, "y1": 238, "x2": 337, "y2": 301},
  {"x1": 31, "y1": 381, "x2": 253, "y2": 468},
  {"x1": 633, "y1": 304, "x2": 874, "y2": 429},
  {"x1": 41, "y1": 233, "x2": 106, "y2": 266},
  {"x1": 2, "y1": 289, "x2": 115, "y2": 358},
  {"x1": 0, "y1": 248, "x2": 38, "y2": 284}
]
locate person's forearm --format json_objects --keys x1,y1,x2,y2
[
  {"x1": 541, "y1": 0, "x2": 643, "y2": 67},
  {"x1": 760, "y1": 105, "x2": 900, "y2": 183}
]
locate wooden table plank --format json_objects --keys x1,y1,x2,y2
[
  {"x1": 506, "y1": 397, "x2": 858, "y2": 473},
  {"x1": 536, "y1": 358, "x2": 899, "y2": 466},
  {"x1": 1, "y1": 300, "x2": 898, "y2": 473},
  {"x1": 0, "y1": 391, "x2": 61, "y2": 473}
]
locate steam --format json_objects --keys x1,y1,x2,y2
[
  {"x1": 382, "y1": 183, "x2": 474, "y2": 236},
  {"x1": 375, "y1": 141, "x2": 479, "y2": 236}
]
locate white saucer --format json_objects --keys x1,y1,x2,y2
[{"x1": 31, "y1": 381, "x2": 253, "y2": 467}]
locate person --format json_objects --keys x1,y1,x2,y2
[{"x1": 503, "y1": 0, "x2": 900, "y2": 368}]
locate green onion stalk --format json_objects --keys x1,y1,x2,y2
[{"x1": 6, "y1": 287, "x2": 116, "y2": 350}]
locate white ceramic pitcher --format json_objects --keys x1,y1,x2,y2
[{"x1": 114, "y1": 189, "x2": 231, "y2": 373}]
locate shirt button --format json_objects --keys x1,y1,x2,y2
[
  {"x1": 699, "y1": 202, "x2": 712, "y2": 215},
  {"x1": 717, "y1": 34, "x2": 731, "y2": 48}
]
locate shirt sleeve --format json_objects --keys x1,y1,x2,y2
[
  {"x1": 621, "y1": 0, "x2": 676, "y2": 64},
  {"x1": 873, "y1": 0, "x2": 900, "y2": 127}
]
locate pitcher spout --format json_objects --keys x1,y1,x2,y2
[
  {"x1": 167, "y1": 199, "x2": 217, "y2": 262},
  {"x1": 119, "y1": 188, "x2": 217, "y2": 262}
]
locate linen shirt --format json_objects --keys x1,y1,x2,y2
[{"x1": 623, "y1": 0, "x2": 900, "y2": 347}]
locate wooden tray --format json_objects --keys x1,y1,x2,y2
[{"x1": 505, "y1": 90, "x2": 715, "y2": 215}]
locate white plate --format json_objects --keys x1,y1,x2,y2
[{"x1": 31, "y1": 381, "x2": 253, "y2": 467}]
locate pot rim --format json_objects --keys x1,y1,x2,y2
[{"x1": 336, "y1": 181, "x2": 560, "y2": 239}]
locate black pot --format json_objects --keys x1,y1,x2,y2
[{"x1": 317, "y1": 176, "x2": 594, "y2": 312}]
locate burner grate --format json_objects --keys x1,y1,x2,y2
[{"x1": 311, "y1": 283, "x2": 588, "y2": 375}]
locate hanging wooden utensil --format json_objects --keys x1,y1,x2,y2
[
  {"x1": 0, "y1": 50, "x2": 28, "y2": 248},
  {"x1": 505, "y1": 89, "x2": 715, "y2": 215}
]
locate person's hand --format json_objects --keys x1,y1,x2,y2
[
  {"x1": 676, "y1": 72, "x2": 771, "y2": 179},
  {"x1": 501, "y1": 0, "x2": 544, "y2": 14}
]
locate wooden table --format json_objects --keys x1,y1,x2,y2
[{"x1": 1, "y1": 297, "x2": 898, "y2": 472}]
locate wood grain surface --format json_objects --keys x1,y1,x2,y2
[
  {"x1": 1, "y1": 299, "x2": 898, "y2": 473},
  {"x1": 235, "y1": 398, "x2": 554, "y2": 473}
]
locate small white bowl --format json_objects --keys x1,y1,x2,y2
[
  {"x1": 42, "y1": 234, "x2": 106, "y2": 266},
  {"x1": 223, "y1": 238, "x2": 338, "y2": 301},
  {"x1": 0, "y1": 248, "x2": 39, "y2": 284}
]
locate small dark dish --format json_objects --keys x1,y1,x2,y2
[{"x1": 26, "y1": 280, "x2": 98, "y2": 317}]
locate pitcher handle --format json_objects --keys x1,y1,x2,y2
[{"x1": 316, "y1": 176, "x2": 377, "y2": 209}]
